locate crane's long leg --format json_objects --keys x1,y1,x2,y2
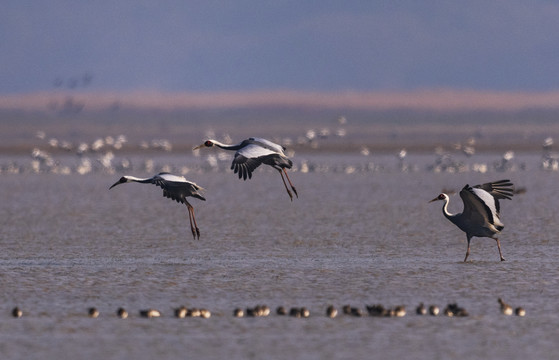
[
  {"x1": 185, "y1": 202, "x2": 200, "y2": 240},
  {"x1": 283, "y1": 168, "x2": 298, "y2": 199},
  {"x1": 187, "y1": 206, "x2": 196, "y2": 239},
  {"x1": 463, "y1": 236, "x2": 472, "y2": 262},
  {"x1": 495, "y1": 238, "x2": 506, "y2": 261},
  {"x1": 278, "y1": 169, "x2": 294, "y2": 201}
]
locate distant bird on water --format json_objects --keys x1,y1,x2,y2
[
  {"x1": 498, "y1": 297, "x2": 513, "y2": 315},
  {"x1": 194, "y1": 137, "x2": 298, "y2": 201},
  {"x1": 110, "y1": 172, "x2": 206, "y2": 239},
  {"x1": 429, "y1": 179, "x2": 514, "y2": 262}
]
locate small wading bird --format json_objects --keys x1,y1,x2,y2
[
  {"x1": 429, "y1": 179, "x2": 514, "y2": 262},
  {"x1": 109, "y1": 172, "x2": 205, "y2": 239},
  {"x1": 194, "y1": 137, "x2": 298, "y2": 200}
]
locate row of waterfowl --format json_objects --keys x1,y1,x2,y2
[
  {"x1": 34, "y1": 122, "x2": 347, "y2": 156},
  {"x1": 7, "y1": 299, "x2": 526, "y2": 319},
  {"x1": 2, "y1": 129, "x2": 558, "y2": 175},
  {"x1": 3, "y1": 150, "x2": 530, "y2": 176}
]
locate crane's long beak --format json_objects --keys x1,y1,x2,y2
[
  {"x1": 428, "y1": 197, "x2": 439, "y2": 203},
  {"x1": 109, "y1": 179, "x2": 124, "y2": 189},
  {"x1": 193, "y1": 144, "x2": 205, "y2": 151}
]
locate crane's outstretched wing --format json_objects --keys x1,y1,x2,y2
[
  {"x1": 460, "y1": 185, "x2": 500, "y2": 226},
  {"x1": 248, "y1": 137, "x2": 286, "y2": 153},
  {"x1": 232, "y1": 144, "x2": 277, "y2": 180},
  {"x1": 151, "y1": 173, "x2": 206, "y2": 202},
  {"x1": 474, "y1": 180, "x2": 514, "y2": 200},
  {"x1": 460, "y1": 184, "x2": 502, "y2": 229},
  {"x1": 473, "y1": 179, "x2": 514, "y2": 216}
]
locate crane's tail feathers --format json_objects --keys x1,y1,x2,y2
[{"x1": 191, "y1": 184, "x2": 206, "y2": 201}]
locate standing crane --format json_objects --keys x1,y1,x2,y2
[
  {"x1": 194, "y1": 137, "x2": 298, "y2": 201},
  {"x1": 109, "y1": 172, "x2": 205, "y2": 239},
  {"x1": 429, "y1": 179, "x2": 514, "y2": 262}
]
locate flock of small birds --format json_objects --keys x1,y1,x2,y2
[
  {"x1": 1, "y1": 127, "x2": 558, "y2": 175},
  {"x1": 7, "y1": 299, "x2": 526, "y2": 319}
]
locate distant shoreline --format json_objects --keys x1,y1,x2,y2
[
  {"x1": 3, "y1": 89, "x2": 559, "y2": 112},
  {"x1": 1, "y1": 90, "x2": 558, "y2": 155}
]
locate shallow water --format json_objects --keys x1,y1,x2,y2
[{"x1": 1, "y1": 153, "x2": 559, "y2": 359}]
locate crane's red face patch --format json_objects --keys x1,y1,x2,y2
[
  {"x1": 204, "y1": 140, "x2": 213, "y2": 147},
  {"x1": 429, "y1": 194, "x2": 445, "y2": 203}
]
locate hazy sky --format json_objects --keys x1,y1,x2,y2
[{"x1": 2, "y1": 1, "x2": 559, "y2": 94}]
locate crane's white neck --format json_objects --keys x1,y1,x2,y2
[
  {"x1": 441, "y1": 194, "x2": 455, "y2": 219},
  {"x1": 209, "y1": 139, "x2": 243, "y2": 150},
  {"x1": 124, "y1": 175, "x2": 147, "y2": 182}
]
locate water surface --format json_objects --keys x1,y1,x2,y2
[{"x1": 1, "y1": 153, "x2": 558, "y2": 359}]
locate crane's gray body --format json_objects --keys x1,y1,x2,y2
[
  {"x1": 110, "y1": 172, "x2": 205, "y2": 239},
  {"x1": 195, "y1": 137, "x2": 298, "y2": 200},
  {"x1": 431, "y1": 179, "x2": 514, "y2": 261}
]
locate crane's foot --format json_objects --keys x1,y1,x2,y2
[
  {"x1": 500, "y1": 256, "x2": 506, "y2": 261},
  {"x1": 286, "y1": 189, "x2": 294, "y2": 201},
  {"x1": 291, "y1": 186, "x2": 298, "y2": 199},
  {"x1": 190, "y1": 227, "x2": 200, "y2": 240}
]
